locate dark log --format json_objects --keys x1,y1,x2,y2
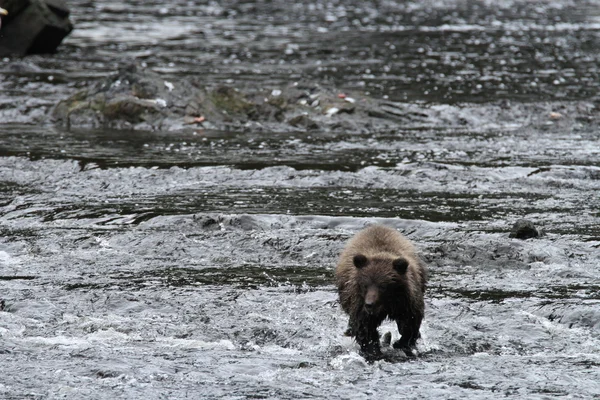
[{"x1": 0, "y1": 0, "x2": 73, "y2": 57}]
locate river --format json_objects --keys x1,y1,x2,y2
[{"x1": 1, "y1": 1, "x2": 599, "y2": 399}]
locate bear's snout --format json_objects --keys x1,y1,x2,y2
[{"x1": 364, "y1": 286, "x2": 379, "y2": 313}]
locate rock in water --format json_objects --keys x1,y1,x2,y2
[
  {"x1": 0, "y1": 0, "x2": 73, "y2": 57},
  {"x1": 509, "y1": 219, "x2": 542, "y2": 239}
]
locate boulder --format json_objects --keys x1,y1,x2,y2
[{"x1": 0, "y1": 0, "x2": 73, "y2": 57}]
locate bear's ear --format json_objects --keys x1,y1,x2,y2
[
  {"x1": 393, "y1": 258, "x2": 409, "y2": 274},
  {"x1": 353, "y1": 254, "x2": 368, "y2": 269}
]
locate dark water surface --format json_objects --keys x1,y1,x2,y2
[{"x1": 1, "y1": 1, "x2": 600, "y2": 399}]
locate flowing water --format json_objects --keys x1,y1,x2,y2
[{"x1": 1, "y1": 1, "x2": 600, "y2": 399}]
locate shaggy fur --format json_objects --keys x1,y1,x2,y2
[{"x1": 335, "y1": 225, "x2": 427, "y2": 360}]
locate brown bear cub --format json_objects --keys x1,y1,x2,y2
[{"x1": 335, "y1": 225, "x2": 427, "y2": 361}]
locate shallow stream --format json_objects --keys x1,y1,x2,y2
[{"x1": 1, "y1": 1, "x2": 599, "y2": 399}]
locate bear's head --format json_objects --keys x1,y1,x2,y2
[{"x1": 352, "y1": 254, "x2": 409, "y2": 314}]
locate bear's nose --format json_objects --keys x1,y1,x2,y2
[{"x1": 364, "y1": 286, "x2": 379, "y2": 312}]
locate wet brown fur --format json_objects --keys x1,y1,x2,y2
[{"x1": 335, "y1": 225, "x2": 427, "y2": 360}]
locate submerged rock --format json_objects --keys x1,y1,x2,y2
[
  {"x1": 50, "y1": 64, "x2": 600, "y2": 134},
  {"x1": 0, "y1": 0, "x2": 73, "y2": 57},
  {"x1": 288, "y1": 114, "x2": 320, "y2": 130},
  {"x1": 48, "y1": 64, "x2": 423, "y2": 132},
  {"x1": 53, "y1": 65, "x2": 289, "y2": 131},
  {"x1": 509, "y1": 219, "x2": 543, "y2": 240},
  {"x1": 53, "y1": 65, "x2": 382, "y2": 132}
]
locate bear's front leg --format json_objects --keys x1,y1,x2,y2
[
  {"x1": 393, "y1": 315, "x2": 422, "y2": 356},
  {"x1": 354, "y1": 319, "x2": 383, "y2": 362}
]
